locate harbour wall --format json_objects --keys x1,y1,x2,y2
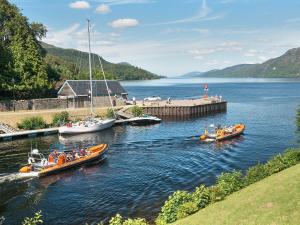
[
  {"x1": 142, "y1": 101, "x2": 227, "y2": 117},
  {"x1": 0, "y1": 97, "x2": 125, "y2": 112}
]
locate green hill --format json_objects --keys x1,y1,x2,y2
[
  {"x1": 174, "y1": 163, "x2": 300, "y2": 225},
  {"x1": 42, "y1": 42, "x2": 163, "y2": 81},
  {"x1": 203, "y1": 48, "x2": 300, "y2": 78}
]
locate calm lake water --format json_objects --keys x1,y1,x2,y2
[{"x1": 0, "y1": 78, "x2": 299, "y2": 225}]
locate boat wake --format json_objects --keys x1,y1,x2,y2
[{"x1": 0, "y1": 172, "x2": 38, "y2": 184}]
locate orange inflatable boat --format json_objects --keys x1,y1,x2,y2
[
  {"x1": 19, "y1": 144, "x2": 108, "y2": 177},
  {"x1": 200, "y1": 124, "x2": 245, "y2": 142}
]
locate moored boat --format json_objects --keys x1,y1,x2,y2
[
  {"x1": 58, "y1": 118, "x2": 115, "y2": 134},
  {"x1": 58, "y1": 20, "x2": 116, "y2": 135},
  {"x1": 200, "y1": 123, "x2": 245, "y2": 142},
  {"x1": 19, "y1": 144, "x2": 108, "y2": 177},
  {"x1": 124, "y1": 115, "x2": 161, "y2": 126}
]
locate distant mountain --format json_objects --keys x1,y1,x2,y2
[
  {"x1": 42, "y1": 43, "x2": 164, "y2": 81},
  {"x1": 202, "y1": 48, "x2": 300, "y2": 78},
  {"x1": 118, "y1": 62, "x2": 131, "y2": 66},
  {"x1": 180, "y1": 71, "x2": 204, "y2": 77}
]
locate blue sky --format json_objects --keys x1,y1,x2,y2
[{"x1": 10, "y1": 0, "x2": 300, "y2": 76}]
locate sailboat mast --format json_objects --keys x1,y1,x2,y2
[{"x1": 87, "y1": 19, "x2": 94, "y2": 115}]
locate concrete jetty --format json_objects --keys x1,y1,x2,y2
[
  {"x1": 0, "y1": 127, "x2": 58, "y2": 141},
  {"x1": 137, "y1": 97, "x2": 227, "y2": 117}
]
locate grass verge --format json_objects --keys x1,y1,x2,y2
[{"x1": 173, "y1": 163, "x2": 300, "y2": 225}]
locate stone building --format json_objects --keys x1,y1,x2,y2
[{"x1": 58, "y1": 80, "x2": 128, "y2": 108}]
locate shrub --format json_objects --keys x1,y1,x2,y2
[
  {"x1": 18, "y1": 117, "x2": 47, "y2": 130},
  {"x1": 157, "y1": 190, "x2": 193, "y2": 224},
  {"x1": 208, "y1": 185, "x2": 224, "y2": 203},
  {"x1": 52, "y1": 111, "x2": 69, "y2": 126},
  {"x1": 243, "y1": 163, "x2": 268, "y2": 186},
  {"x1": 131, "y1": 106, "x2": 144, "y2": 117},
  {"x1": 123, "y1": 218, "x2": 148, "y2": 225},
  {"x1": 109, "y1": 214, "x2": 148, "y2": 225},
  {"x1": 106, "y1": 108, "x2": 115, "y2": 119},
  {"x1": 109, "y1": 214, "x2": 123, "y2": 225},
  {"x1": 22, "y1": 211, "x2": 43, "y2": 225},
  {"x1": 265, "y1": 149, "x2": 300, "y2": 175},
  {"x1": 176, "y1": 202, "x2": 198, "y2": 219},
  {"x1": 192, "y1": 185, "x2": 211, "y2": 209},
  {"x1": 216, "y1": 170, "x2": 243, "y2": 198}
]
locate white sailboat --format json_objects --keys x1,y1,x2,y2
[{"x1": 59, "y1": 20, "x2": 115, "y2": 134}]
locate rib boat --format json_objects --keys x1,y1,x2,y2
[
  {"x1": 19, "y1": 144, "x2": 108, "y2": 177},
  {"x1": 200, "y1": 123, "x2": 245, "y2": 142}
]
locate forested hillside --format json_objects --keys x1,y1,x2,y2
[
  {"x1": 42, "y1": 42, "x2": 163, "y2": 81},
  {"x1": 202, "y1": 48, "x2": 300, "y2": 78},
  {"x1": 0, "y1": 0, "x2": 161, "y2": 100}
]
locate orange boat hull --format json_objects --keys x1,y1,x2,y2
[
  {"x1": 216, "y1": 124, "x2": 245, "y2": 141},
  {"x1": 37, "y1": 144, "x2": 108, "y2": 177}
]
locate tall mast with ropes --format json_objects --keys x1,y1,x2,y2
[{"x1": 87, "y1": 19, "x2": 94, "y2": 115}]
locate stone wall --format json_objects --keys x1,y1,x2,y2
[{"x1": 0, "y1": 97, "x2": 125, "y2": 112}]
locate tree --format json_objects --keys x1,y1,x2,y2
[
  {"x1": 30, "y1": 22, "x2": 47, "y2": 40},
  {"x1": 0, "y1": 0, "x2": 51, "y2": 99}
]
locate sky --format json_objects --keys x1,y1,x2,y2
[{"x1": 9, "y1": 0, "x2": 300, "y2": 76}]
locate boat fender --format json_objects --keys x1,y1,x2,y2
[
  {"x1": 41, "y1": 158, "x2": 48, "y2": 166},
  {"x1": 28, "y1": 157, "x2": 35, "y2": 164},
  {"x1": 200, "y1": 135, "x2": 206, "y2": 140},
  {"x1": 19, "y1": 165, "x2": 32, "y2": 173}
]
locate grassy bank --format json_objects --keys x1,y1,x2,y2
[
  {"x1": 174, "y1": 163, "x2": 300, "y2": 225},
  {"x1": 0, "y1": 107, "x2": 119, "y2": 128}
]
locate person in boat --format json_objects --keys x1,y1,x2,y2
[
  {"x1": 52, "y1": 149, "x2": 59, "y2": 163},
  {"x1": 204, "y1": 129, "x2": 209, "y2": 136},
  {"x1": 75, "y1": 152, "x2": 80, "y2": 159},
  {"x1": 79, "y1": 148, "x2": 84, "y2": 157},
  {"x1": 66, "y1": 153, "x2": 73, "y2": 162}
]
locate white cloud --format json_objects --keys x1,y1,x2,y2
[
  {"x1": 194, "y1": 55, "x2": 204, "y2": 60},
  {"x1": 162, "y1": 28, "x2": 210, "y2": 35},
  {"x1": 110, "y1": 18, "x2": 139, "y2": 28},
  {"x1": 244, "y1": 49, "x2": 258, "y2": 57},
  {"x1": 146, "y1": 0, "x2": 224, "y2": 26},
  {"x1": 96, "y1": 0, "x2": 153, "y2": 5},
  {"x1": 96, "y1": 4, "x2": 111, "y2": 14},
  {"x1": 69, "y1": 1, "x2": 90, "y2": 9},
  {"x1": 43, "y1": 23, "x2": 120, "y2": 51},
  {"x1": 285, "y1": 17, "x2": 300, "y2": 23},
  {"x1": 244, "y1": 52, "x2": 255, "y2": 57},
  {"x1": 220, "y1": 0, "x2": 235, "y2": 3},
  {"x1": 44, "y1": 23, "x2": 81, "y2": 46},
  {"x1": 245, "y1": 61, "x2": 255, "y2": 64},
  {"x1": 259, "y1": 56, "x2": 267, "y2": 61},
  {"x1": 188, "y1": 41, "x2": 242, "y2": 60}
]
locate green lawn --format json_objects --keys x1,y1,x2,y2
[{"x1": 174, "y1": 164, "x2": 300, "y2": 225}]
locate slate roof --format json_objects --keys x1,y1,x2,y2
[{"x1": 59, "y1": 80, "x2": 127, "y2": 96}]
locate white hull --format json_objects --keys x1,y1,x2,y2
[
  {"x1": 127, "y1": 116, "x2": 161, "y2": 123},
  {"x1": 59, "y1": 119, "x2": 115, "y2": 134}
]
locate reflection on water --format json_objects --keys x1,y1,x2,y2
[{"x1": 0, "y1": 79, "x2": 300, "y2": 225}]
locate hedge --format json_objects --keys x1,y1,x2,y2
[{"x1": 156, "y1": 148, "x2": 300, "y2": 224}]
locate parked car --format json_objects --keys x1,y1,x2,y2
[{"x1": 144, "y1": 96, "x2": 161, "y2": 101}]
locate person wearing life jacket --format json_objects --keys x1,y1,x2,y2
[{"x1": 204, "y1": 129, "x2": 209, "y2": 136}]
